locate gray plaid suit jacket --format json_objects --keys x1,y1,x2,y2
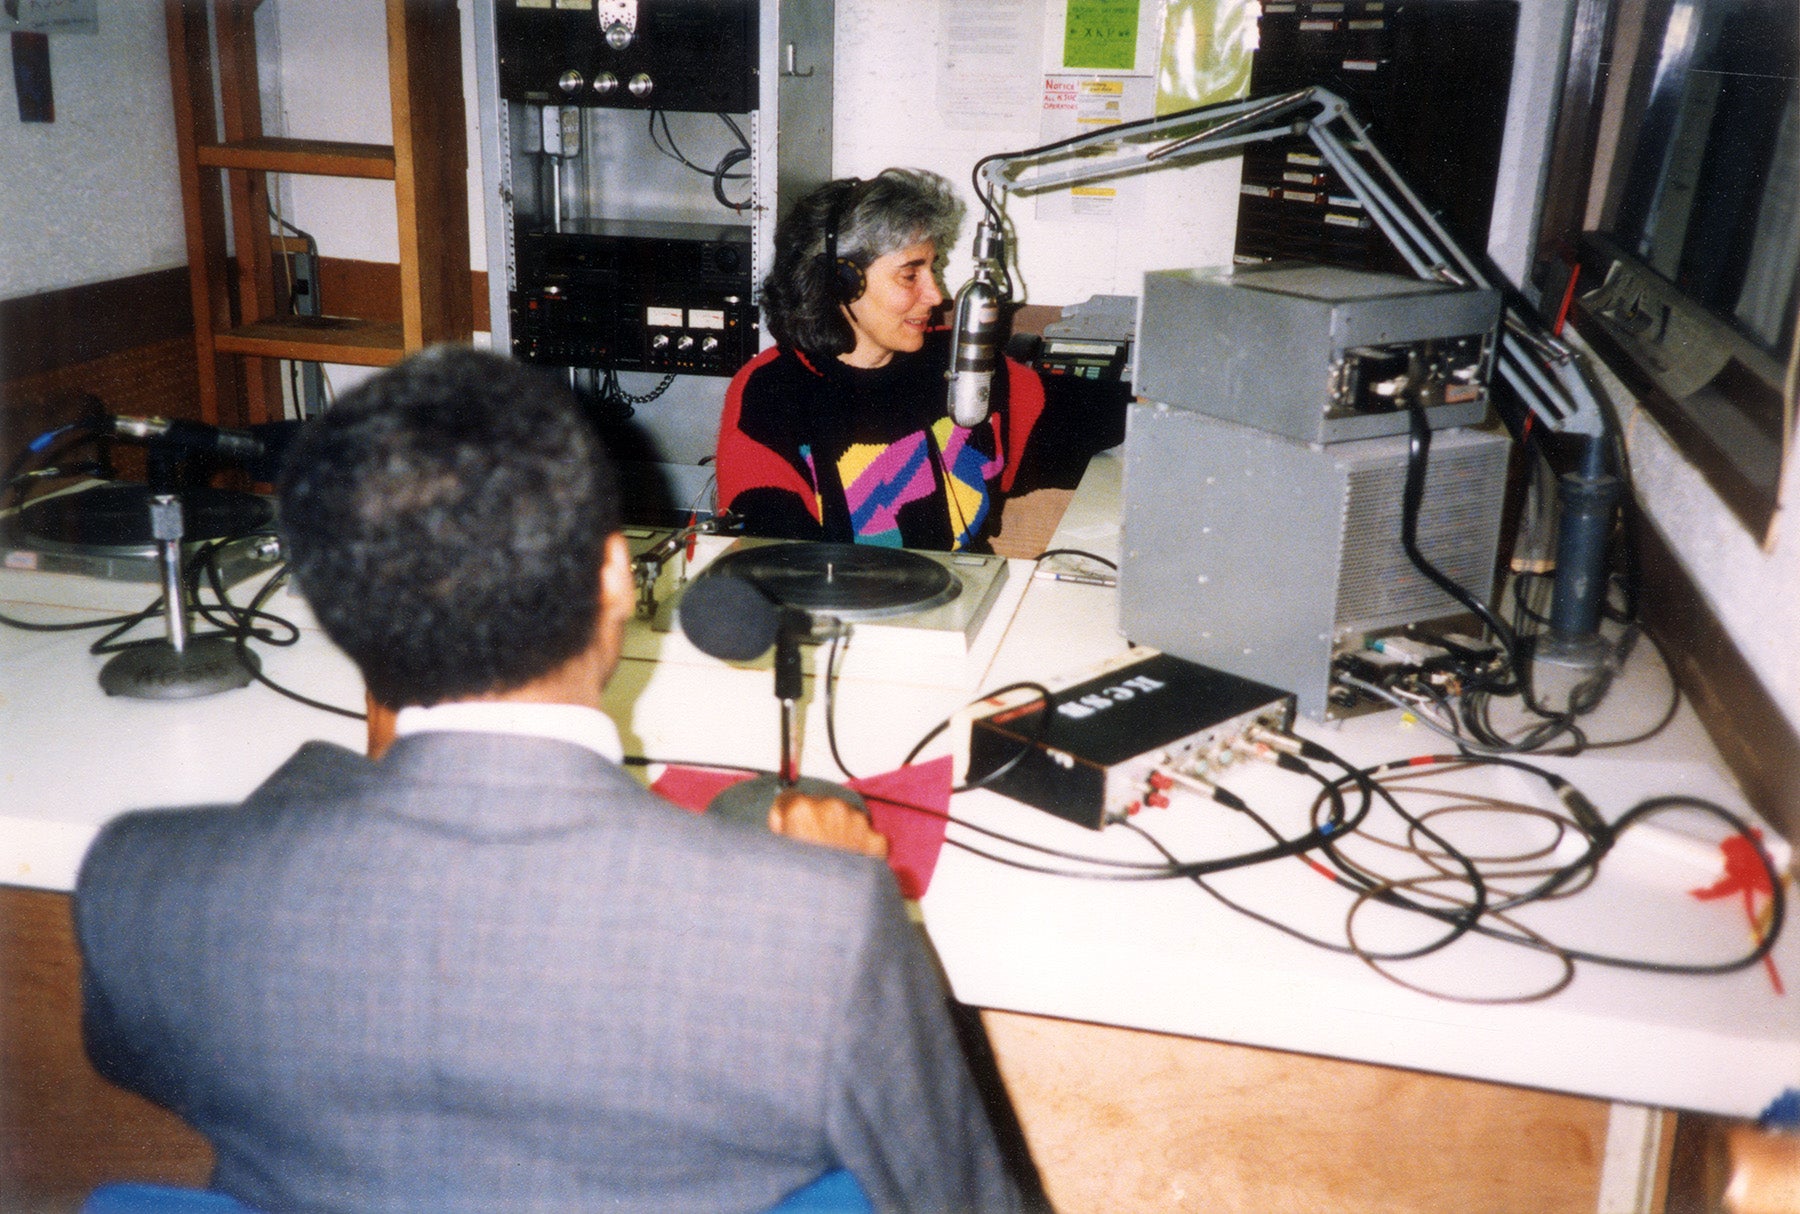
[{"x1": 76, "y1": 731, "x2": 1022, "y2": 1213}]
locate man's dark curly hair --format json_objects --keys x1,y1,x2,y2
[
  {"x1": 276, "y1": 345, "x2": 621, "y2": 708},
  {"x1": 761, "y1": 168, "x2": 965, "y2": 359}
]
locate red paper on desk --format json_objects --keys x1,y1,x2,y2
[{"x1": 651, "y1": 756, "x2": 952, "y2": 898}]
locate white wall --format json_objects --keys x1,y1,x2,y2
[
  {"x1": 263, "y1": 0, "x2": 400, "y2": 268},
  {"x1": 261, "y1": 0, "x2": 487, "y2": 399},
  {"x1": 263, "y1": 0, "x2": 485, "y2": 287},
  {"x1": 0, "y1": 4, "x2": 186, "y2": 300}
]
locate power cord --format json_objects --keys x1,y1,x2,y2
[{"x1": 646, "y1": 110, "x2": 752, "y2": 211}]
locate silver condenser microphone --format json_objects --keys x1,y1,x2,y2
[{"x1": 946, "y1": 219, "x2": 1007, "y2": 428}]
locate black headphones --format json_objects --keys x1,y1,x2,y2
[{"x1": 821, "y1": 178, "x2": 866, "y2": 305}]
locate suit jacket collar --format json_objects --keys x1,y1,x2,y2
[
  {"x1": 394, "y1": 700, "x2": 624, "y2": 763},
  {"x1": 285, "y1": 732, "x2": 661, "y2": 839}
]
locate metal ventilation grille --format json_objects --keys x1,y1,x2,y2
[{"x1": 1335, "y1": 440, "x2": 1509, "y2": 631}]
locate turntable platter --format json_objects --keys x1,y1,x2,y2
[
  {"x1": 19, "y1": 482, "x2": 273, "y2": 551},
  {"x1": 705, "y1": 542, "x2": 961, "y2": 620}
]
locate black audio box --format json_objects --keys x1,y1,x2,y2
[
  {"x1": 495, "y1": 0, "x2": 757, "y2": 113},
  {"x1": 966, "y1": 649, "x2": 1295, "y2": 830}
]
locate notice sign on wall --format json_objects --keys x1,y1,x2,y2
[
  {"x1": 1034, "y1": 75, "x2": 1156, "y2": 223},
  {"x1": 935, "y1": 0, "x2": 1044, "y2": 130}
]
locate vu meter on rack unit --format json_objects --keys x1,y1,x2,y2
[{"x1": 511, "y1": 221, "x2": 756, "y2": 376}]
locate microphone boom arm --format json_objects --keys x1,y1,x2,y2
[
  {"x1": 970, "y1": 85, "x2": 1622, "y2": 659},
  {"x1": 971, "y1": 86, "x2": 1608, "y2": 441}
]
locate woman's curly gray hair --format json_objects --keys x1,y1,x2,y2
[{"x1": 760, "y1": 168, "x2": 965, "y2": 359}]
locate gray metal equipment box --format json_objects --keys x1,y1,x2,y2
[
  {"x1": 1119, "y1": 403, "x2": 1511, "y2": 720},
  {"x1": 1135, "y1": 263, "x2": 1502, "y2": 444}
]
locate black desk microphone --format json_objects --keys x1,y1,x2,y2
[{"x1": 677, "y1": 571, "x2": 864, "y2": 823}]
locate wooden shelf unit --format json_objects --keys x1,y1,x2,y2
[
  {"x1": 194, "y1": 137, "x2": 399, "y2": 180},
  {"x1": 164, "y1": 0, "x2": 472, "y2": 426}
]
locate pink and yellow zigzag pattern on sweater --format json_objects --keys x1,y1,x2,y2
[{"x1": 833, "y1": 420, "x2": 1000, "y2": 549}]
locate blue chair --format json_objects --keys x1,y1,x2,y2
[
  {"x1": 85, "y1": 1169, "x2": 872, "y2": 1213},
  {"x1": 768, "y1": 1168, "x2": 875, "y2": 1213},
  {"x1": 80, "y1": 1185, "x2": 255, "y2": 1214}
]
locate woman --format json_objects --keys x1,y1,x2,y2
[{"x1": 715, "y1": 169, "x2": 1044, "y2": 552}]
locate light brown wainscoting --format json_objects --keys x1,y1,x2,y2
[
  {"x1": 1, "y1": 269, "x2": 201, "y2": 469},
  {"x1": 0, "y1": 886, "x2": 212, "y2": 1213}
]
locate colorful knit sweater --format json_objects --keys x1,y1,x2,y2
[{"x1": 715, "y1": 331, "x2": 1045, "y2": 551}]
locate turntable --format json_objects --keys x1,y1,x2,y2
[
  {"x1": 690, "y1": 539, "x2": 1011, "y2": 654},
  {"x1": 0, "y1": 481, "x2": 278, "y2": 586}
]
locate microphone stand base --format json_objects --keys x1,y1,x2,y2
[
  {"x1": 706, "y1": 773, "x2": 867, "y2": 830},
  {"x1": 1532, "y1": 629, "x2": 1610, "y2": 672},
  {"x1": 99, "y1": 636, "x2": 259, "y2": 701}
]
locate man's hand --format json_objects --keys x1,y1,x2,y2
[{"x1": 769, "y1": 790, "x2": 889, "y2": 859}]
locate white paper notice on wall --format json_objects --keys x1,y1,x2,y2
[
  {"x1": 935, "y1": 0, "x2": 1045, "y2": 132},
  {"x1": 1034, "y1": 75, "x2": 1156, "y2": 224},
  {"x1": 0, "y1": 0, "x2": 96, "y2": 35}
]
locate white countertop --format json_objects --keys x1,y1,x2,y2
[{"x1": 4, "y1": 454, "x2": 1795, "y2": 1119}]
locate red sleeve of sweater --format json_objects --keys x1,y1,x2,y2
[
  {"x1": 998, "y1": 355, "x2": 1046, "y2": 494},
  {"x1": 715, "y1": 346, "x2": 820, "y2": 523}
]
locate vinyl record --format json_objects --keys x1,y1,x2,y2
[
  {"x1": 18, "y1": 482, "x2": 274, "y2": 553},
  {"x1": 705, "y1": 541, "x2": 961, "y2": 620}
]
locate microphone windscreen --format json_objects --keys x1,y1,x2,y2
[{"x1": 677, "y1": 572, "x2": 780, "y2": 661}]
